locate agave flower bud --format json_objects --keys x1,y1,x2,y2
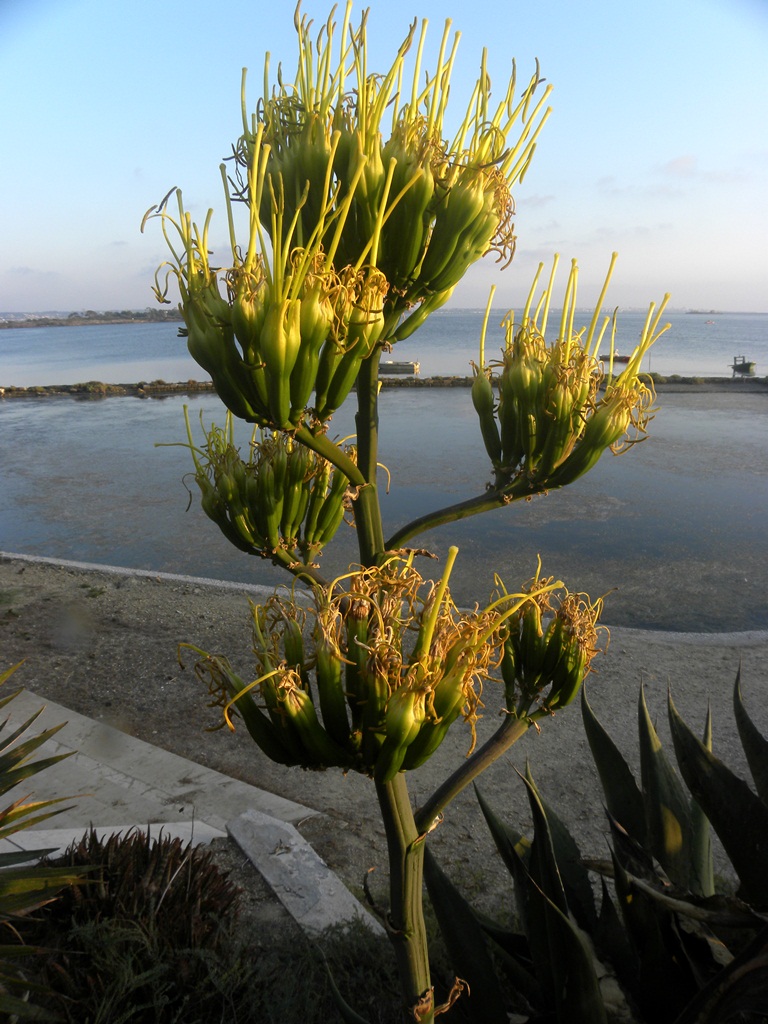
[
  {"x1": 385, "y1": 687, "x2": 427, "y2": 750},
  {"x1": 501, "y1": 593, "x2": 551, "y2": 709},
  {"x1": 499, "y1": 566, "x2": 605, "y2": 716},
  {"x1": 261, "y1": 111, "x2": 335, "y2": 249},
  {"x1": 344, "y1": 267, "x2": 389, "y2": 355},
  {"x1": 545, "y1": 592, "x2": 604, "y2": 710},
  {"x1": 349, "y1": 131, "x2": 388, "y2": 253},
  {"x1": 259, "y1": 298, "x2": 303, "y2": 428},
  {"x1": 548, "y1": 382, "x2": 643, "y2": 488},
  {"x1": 472, "y1": 363, "x2": 502, "y2": 466},
  {"x1": 500, "y1": 345, "x2": 544, "y2": 469},
  {"x1": 312, "y1": 268, "x2": 389, "y2": 421},
  {"x1": 378, "y1": 130, "x2": 436, "y2": 291},
  {"x1": 391, "y1": 285, "x2": 455, "y2": 342},
  {"x1": 374, "y1": 686, "x2": 428, "y2": 783},
  {"x1": 417, "y1": 177, "x2": 488, "y2": 291},
  {"x1": 278, "y1": 670, "x2": 354, "y2": 768},
  {"x1": 231, "y1": 267, "x2": 268, "y2": 365},
  {"x1": 298, "y1": 274, "x2": 335, "y2": 353}
]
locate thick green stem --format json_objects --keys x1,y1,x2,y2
[
  {"x1": 294, "y1": 423, "x2": 366, "y2": 488},
  {"x1": 385, "y1": 479, "x2": 548, "y2": 550},
  {"x1": 353, "y1": 351, "x2": 386, "y2": 566},
  {"x1": 268, "y1": 546, "x2": 329, "y2": 589},
  {"x1": 414, "y1": 713, "x2": 536, "y2": 834},
  {"x1": 376, "y1": 773, "x2": 434, "y2": 1023}
]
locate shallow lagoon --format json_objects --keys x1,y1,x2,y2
[{"x1": 1, "y1": 387, "x2": 766, "y2": 632}]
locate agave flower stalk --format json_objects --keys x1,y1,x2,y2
[{"x1": 147, "y1": 7, "x2": 675, "y2": 1020}]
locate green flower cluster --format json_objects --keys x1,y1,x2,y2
[
  {"x1": 472, "y1": 254, "x2": 670, "y2": 494},
  {"x1": 181, "y1": 407, "x2": 355, "y2": 564},
  {"x1": 184, "y1": 550, "x2": 600, "y2": 778},
  {"x1": 144, "y1": 4, "x2": 551, "y2": 430}
]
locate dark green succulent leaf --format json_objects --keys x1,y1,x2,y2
[
  {"x1": 581, "y1": 685, "x2": 646, "y2": 843},
  {"x1": 518, "y1": 764, "x2": 598, "y2": 934},
  {"x1": 474, "y1": 783, "x2": 532, "y2": 874},
  {"x1": 672, "y1": 923, "x2": 768, "y2": 1024},
  {"x1": 474, "y1": 783, "x2": 532, "y2": 935},
  {"x1": 0, "y1": 848, "x2": 59, "y2": 869},
  {"x1": 689, "y1": 704, "x2": 714, "y2": 898},
  {"x1": 470, "y1": 910, "x2": 542, "y2": 1008},
  {"x1": 521, "y1": 766, "x2": 569, "y2": 918},
  {"x1": 0, "y1": 800, "x2": 78, "y2": 842},
  {"x1": 0, "y1": 720, "x2": 68, "y2": 761},
  {"x1": 526, "y1": 873, "x2": 609, "y2": 1024},
  {"x1": 609, "y1": 870, "x2": 734, "y2": 990},
  {"x1": 669, "y1": 691, "x2": 768, "y2": 908},
  {"x1": 607, "y1": 811, "x2": 665, "y2": 883},
  {"x1": 733, "y1": 668, "x2": 768, "y2": 807},
  {"x1": 423, "y1": 846, "x2": 510, "y2": 1023},
  {"x1": 472, "y1": 909, "x2": 531, "y2": 961},
  {"x1": 594, "y1": 876, "x2": 638, "y2": 995},
  {"x1": 0, "y1": 667, "x2": 85, "y2": 1019},
  {"x1": 0, "y1": 660, "x2": 25, "y2": 692},
  {"x1": 520, "y1": 765, "x2": 601, "y2": 1015},
  {"x1": 0, "y1": 751, "x2": 74, "y2": 799},
  {"x1": 0, "y1": 706, "x2": 48, "y2": 754},
  {"x1": 0, "y1": 864, "x2": 89, "y2": 915},
  {"x1": 638, "y1": 686, "x2": 693, "y2": 890},
  {"x1": 610, "y1": 849, "x2": 698, "y2": 1022}
]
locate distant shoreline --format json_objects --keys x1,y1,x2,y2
[
  {"x1": 0, "y1": 311, "x2": 183, "y2": 330},
  {"x1": 1, "y1": 375, "x2": 766, "y2": 399}
]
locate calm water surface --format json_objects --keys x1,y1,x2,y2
[
  {"x1": 1, "y1": 309, "x2": 767, "y2": 386},
  {"x1": 1, "y1": 387, "x2": 766, "y2": 632}
]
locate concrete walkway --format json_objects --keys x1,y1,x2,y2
[{"x1": 0, "y1": 687, "x2": 384, "y2": 937}]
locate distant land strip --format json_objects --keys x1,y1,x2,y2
[
  {"x1": 1, "y1": 375, "x2": 766, "y2": 399},
  {"x1": 0, "y1": 309, "x2": 183, "y2": 329}
]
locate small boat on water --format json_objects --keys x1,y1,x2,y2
[
  {"x1": 599, "y1": 353, "x2": 631, "y2": 364},
  {"x1": 379, "y1": 360, "x2": 420, "y2": 375},
  {"x1": 731, "y1": 355, "x2": 756, "y2": 377}
]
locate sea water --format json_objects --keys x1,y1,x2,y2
[
  {"x1": 1, "y1": 313, "x2": 767, "y2": 631},
  {"x1": 1, "y1": 308, "x2": 766, "y2": 387}
]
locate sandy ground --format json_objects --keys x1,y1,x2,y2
[{"x1": 1, "y1": 553, "x2": 766, "y2": 921}]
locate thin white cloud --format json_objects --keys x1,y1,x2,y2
[
  {"x1": 518, "y1": 193, "x2": 556, "y2": 208},
  {"x1": 5, "y1": 265, "x2": 58, "y2": 278},
  {"x1": 657, "y1": 154, "x2": 747, "y2": 185},
  {"x1": 660, "y1": 155, "x2": 697, "y2": 177}
]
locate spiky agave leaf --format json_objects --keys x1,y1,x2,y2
[
  {"x1": 638, "y1": 685, "x2": 694, "y2": 892},
  {"x1": 423, "y1": 846, "x2": 511, "y2": 1024},
  {"x1": 581, "y1": 684, "x2": 646, "y2": 845},
  {"x1": 733, "y1": 667, "x2": 768, "y2": 806},
  {"x1": 669, "y1": 689, "x2": 768, "y2": 908},
  {"x1": 0, "y1": 664, "x2": 85, "y2": 1020}
]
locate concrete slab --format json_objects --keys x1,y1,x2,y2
[
  {"x1": 2, "y1": 689, "x2": 384, "y2": 940},
  {"x1": 2, "y1": 688, "x2": 316, "y2": 832},
  {"x1": 228, "y1": 808, "x2": 385, "y2": 938}
]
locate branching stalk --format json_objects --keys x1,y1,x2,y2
[
  {"x1": 376, "y1": 773, "x2": 433, "y2": 1023},
  {"x1": 415, "y1": 712, "x2": 540, "y2": 834}
]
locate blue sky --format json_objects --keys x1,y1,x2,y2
[{"x1": 1, "y1": 0, "x2": 766, "y2": 313}]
